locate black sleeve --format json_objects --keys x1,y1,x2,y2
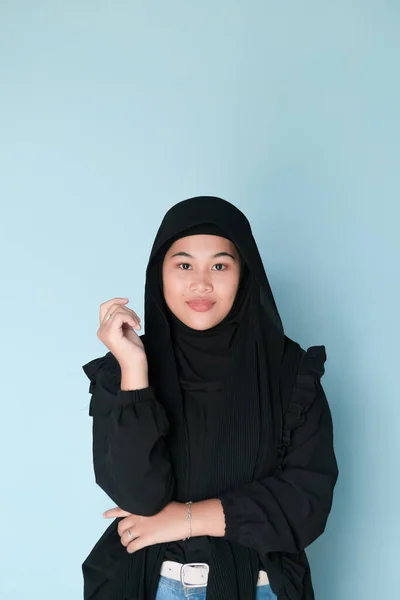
[
  {"x1": 82, "y1": 351, "x2": 175, "y2": 516},
  {"x1": 218, "y1": 350, "x2": 339, "y2": 556}
]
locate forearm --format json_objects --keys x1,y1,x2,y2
[{"x1": 190, "y1": 498, "x2": 226, "y2": 538}]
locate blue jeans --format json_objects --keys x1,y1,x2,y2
[{"x1": 155, "y1": 574, "x2": 278, "y2": 599}]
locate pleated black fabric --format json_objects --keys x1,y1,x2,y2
[
  {"x1": 159, "y1": 222, "x2": 252, "y2": 564},
  {"x1": 81, "y1": 196, "x2": 339, "y2": 600}
]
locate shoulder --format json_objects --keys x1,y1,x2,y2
[
  {"x1": 280, "y1": 336, "x2": 327, "y2": 414},
  {"x1": 281, "y1": 335, "x2": 327, "y2": 375}
]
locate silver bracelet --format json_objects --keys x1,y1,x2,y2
[{"x1": 182, "y1": 501, "x2": 192, "y2": 540}]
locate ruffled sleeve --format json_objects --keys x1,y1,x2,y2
[
  {"x1": 82, "y1": 351, "x2": 157, "y2": 416},
  {"x1": 82, "y1": 352, "x2": 175, "y2": 516},
  {"x1": 83, "y1": 352, "x2": 117, "y2": 415},
  {"x1": 219, "y1": 345, "x2": 339, "y2": 556}
]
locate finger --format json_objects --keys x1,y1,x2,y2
[
  {"x1": 100, "y1": 300, "x2": 141, "y2": 325},
  {"x1": 103, "y1": 507, "x2": 132, "y2": 519},
  {"x1": 117, "y1": 515, "x2": 136, "y2": 536},
  {"x1": 101, "y1": 303, "x2": 123, "y2": 325},
  {"x1": 106, "y1": 310, "x2": 141, "y2": 333},
  {"x1": 102, "y1": 306, "x2": 141, "y2": 330},
  {"x1": 121, "y1": 528, "x2": 140, "y2": 547},
  {"x1": 127, "y1": 535, "x2": 146, "y2": 554},
  {"x1": 99, "y1": 298, "x2": 129, "y2": 322},
  {"x1": 119, "y1": 306, "x2": 142, "y2": 327},
  {"x1": 100, "y1": 308, "x2": 140, "y2": 333}
]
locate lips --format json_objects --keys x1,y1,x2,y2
[{"x1": 187, "y1": 299, "x2": 215, "y2": 312}]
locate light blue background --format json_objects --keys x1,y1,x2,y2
[{"x1": 1, "y1": 2, "x2": 398, "y2": 599}]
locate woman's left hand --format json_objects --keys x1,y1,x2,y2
[{"x1": 103, "y1": 501, "x2": 190, "y2": 553}]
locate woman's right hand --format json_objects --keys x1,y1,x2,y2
[{"x1": 97, "y1": 298, "x2": 147, "y2": 368}]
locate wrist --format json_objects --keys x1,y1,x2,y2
[
  {"x1": 189, "y1": 501, "x2": 204, "y2": 537},
  {"x1": 120, "y1": 361, "x2": 149, "y2": 391},
  {"x1": 190, "y1": 499, "x2": 225, "y2": 538},
  {"x1": 182, "y1": 502, "x2": 193, "y2": 540}
]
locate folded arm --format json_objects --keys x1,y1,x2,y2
[{"x1": 215, "y1": 379, "x2": 339, "y2": 555}]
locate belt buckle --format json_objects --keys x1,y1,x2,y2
[{"x1": 180, "y1": 562, "x2": 209, "y2": 588}]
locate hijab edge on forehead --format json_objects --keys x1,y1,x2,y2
[
  {"x1": 153, "y1": 221, "x2": 243, "y2": 273},
  {"x1": 148, "y1": 197, "x2": 251, "y2": 266}
]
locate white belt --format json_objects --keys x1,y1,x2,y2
[{"x1": 160, "y1": 560, "x2": 269, "y2": 587}]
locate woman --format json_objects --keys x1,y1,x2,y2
[{"x1": 82, "y1": 196, "x2": 339, "y2": 600}]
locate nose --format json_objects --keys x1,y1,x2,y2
[{"x1": 190, "y1": 272, "x2": 213, "y2": 293}]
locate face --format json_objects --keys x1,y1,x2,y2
[{"x1": 162, "y1": 234, "x2": 241, "y2": 330}]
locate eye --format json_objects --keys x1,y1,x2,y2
[{"x1": 177, "y1": 263, "x2": 227, "y2": 271}]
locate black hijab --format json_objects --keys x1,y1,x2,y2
[
  {"x1": 144, "y1": 196, "x2": 286, "y2": 504},
  {"x1": 161, "y1": 222, "x2": 249, "y2": 395}
]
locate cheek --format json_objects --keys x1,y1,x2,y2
[
  {"x1": 163, "y1": 272, "x2": 186, "y2": 302},
  {"x1": 214, "y1": 279, "x2": 239, "y2": 306},
  {"x1": 223, "y1": 272, "x2": 240, "y2": 291}
]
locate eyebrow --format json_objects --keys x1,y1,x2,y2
[{"x1": 170, "y1": 251, "x2": 236, "y2": 260}]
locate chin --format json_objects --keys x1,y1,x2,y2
[
  {"x1": 183, "y1": 311, "x2": 222, "y2": 331},
  {"x1": 190, "y1": 320, "x2": 215, "y2": 331}
]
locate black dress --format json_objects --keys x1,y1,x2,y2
[
  {"x1": 82, "y1": 339, "x2": 337, "y2": 600},
  {"x1": 81, "y1": 196, "x2": 339, "y2": 600}
]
